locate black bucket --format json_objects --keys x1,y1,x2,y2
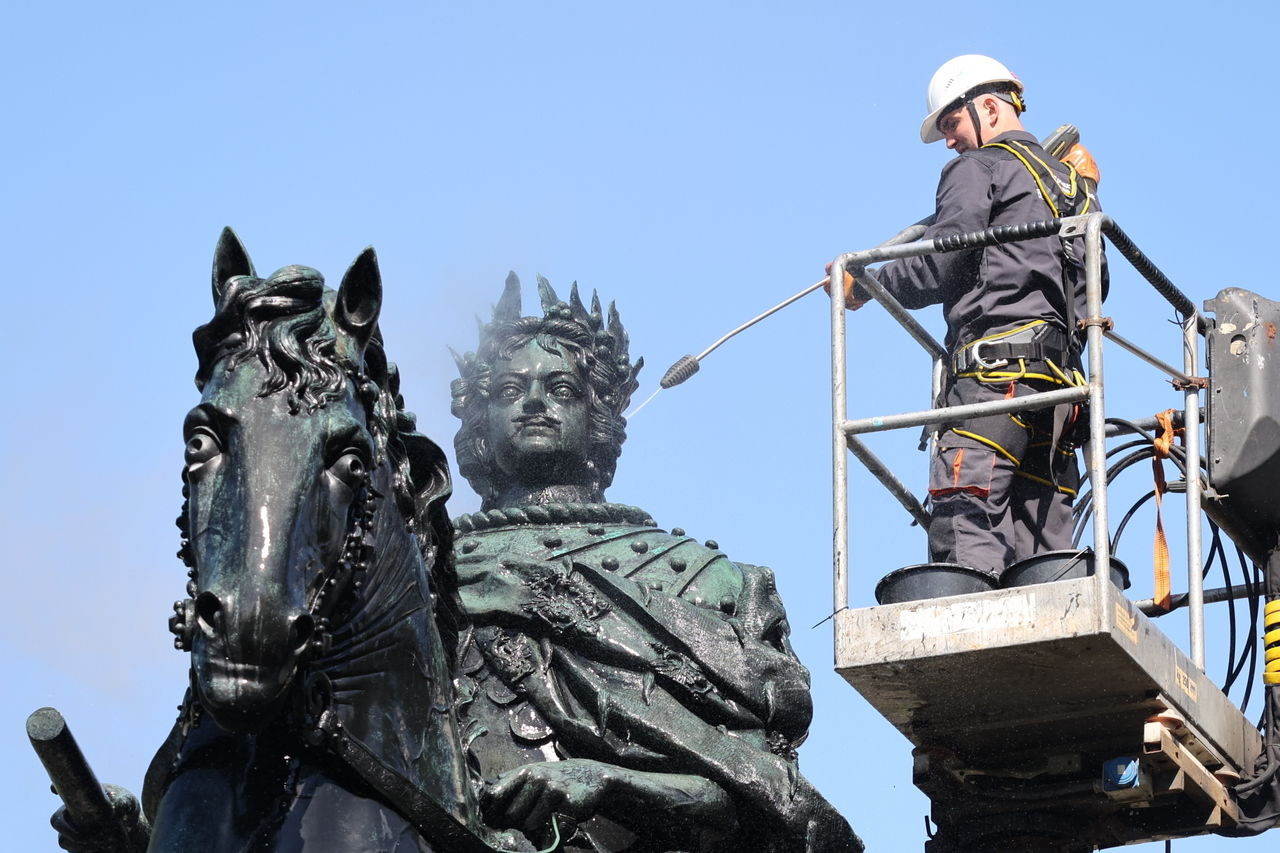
[
  {"x1": 1001, "y1": 549, "x2": 1130, "y2": 590},
  {"x1": 875, "y1": 563, "x2": 999, "y2": 605}
]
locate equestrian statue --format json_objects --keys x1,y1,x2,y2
[{"x1": 32, "y1": 241, "x2": 863, "y2": 852}]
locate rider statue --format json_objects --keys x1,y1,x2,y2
[{"x1": 449, "y1": 273, "x2": 863, "y2": 852}]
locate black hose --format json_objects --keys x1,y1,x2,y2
[
  {"x1": 932, "y1": 218, "x2": 1064, "y2": 254},
  {"x1": 1111, "y1": 489, "x2": 1157, "y2": 553},
  {"x1": 1100, "y1": 218, "x2": 1200, "y2": 323},
  {"x1": 1207, "y1": 528, "x2": 1240, "y2": 693},
  {"x1": 1104, "y1": 417, "x2": 1157, "y2": 442},
  {"x1": 1106, "y1": 438, "x2": 1157, "y2": 461}
]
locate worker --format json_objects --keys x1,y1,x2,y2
[{"x1": 831, "y1": 54, "x2": 1105, "y2": 578}]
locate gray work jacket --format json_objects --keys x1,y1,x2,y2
[{"x1": 868, "y1": 130, "x2": 1106, "y2": 355}]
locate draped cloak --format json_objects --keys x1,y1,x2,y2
[{"x1": 453, "y1": 503, "x2": 862, "y2": 853}]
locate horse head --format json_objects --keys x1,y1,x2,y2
[{"x1": 170, "y1": 228, "x2": 454, "y2": 735}]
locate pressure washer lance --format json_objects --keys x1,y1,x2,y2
[
  {"x1": 658, "y1": 219, "x2": 927, "y2": 390},
  {"x1": 657, "y1": 124, "x2": 1082, "y2": 392}
]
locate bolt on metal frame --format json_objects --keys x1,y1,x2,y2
[{"x1": 830, "y1": 211, "x2": 1209, "y2": 668}]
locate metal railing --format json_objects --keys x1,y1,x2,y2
[{"x1": 829, "y1": 212, "x2": 1211, "y2": 667}]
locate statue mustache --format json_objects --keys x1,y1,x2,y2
[{"x1": 514, "y1": 413, "x2": 560, "y2": 428}]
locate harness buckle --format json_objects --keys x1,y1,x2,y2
[{"x1": 970, "y1": 339, "x2": 1009, "y2": 370}]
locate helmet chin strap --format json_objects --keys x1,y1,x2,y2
[{"x1": 966, "y1": 99, "x2": 985, "y2": 147}]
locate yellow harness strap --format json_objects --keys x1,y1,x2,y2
[{"x1": 982, "y1": 139, "x2": 1090, "y2": 217}]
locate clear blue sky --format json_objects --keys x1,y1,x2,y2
[{"x1": 3, "y1": 2, "x2": 1276, "y2": 850}]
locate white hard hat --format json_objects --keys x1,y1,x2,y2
[{"x1": 920, "y1": 54, "x2": 1023, "y2": 144}]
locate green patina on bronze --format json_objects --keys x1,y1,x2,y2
[
  {"x1": 449, "y1": 275, "x2": 864, "y2": 852},
  {"x1": 47, "y1": 231, "x2": 489, "y2": 853},
  {"x1": 39, "y1": 245, "x2": 861, "y2": 853}
]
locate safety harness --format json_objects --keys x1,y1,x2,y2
[
  {"x1": 942, "y1": 139, "x2": 1095, "y2": 494},
  {"x1": 951, "y1": 320, "x2": 1072, "y2": 375},
  {"x1": 950, "y1": 138, "x2": 1094, "y2": 380}
]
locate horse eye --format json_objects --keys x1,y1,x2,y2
[
  {"x1": 329, "y1": 452, "x2": 366, "y2": 487},
  {"x1": 185, "y1": 432, "x2": 222, "y2": 467}
]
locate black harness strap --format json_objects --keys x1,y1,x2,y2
[{"x1": 982, "y1": 139, "x2": 1094, "y2": 355}]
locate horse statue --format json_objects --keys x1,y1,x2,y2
[{"x1": 50, "y1": 230, "x2": 501, "y2": 852}]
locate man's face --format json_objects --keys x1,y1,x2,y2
[
  {"x1": 938, "y1": 104, "x2": 979, "y2": 153},
  {"x1": 485, "y1": 338, "x2": 590, "y2": 484}
]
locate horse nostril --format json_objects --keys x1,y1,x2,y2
[
  {"x1": 195, "y1": 591, "x2": 222, "y2": 633},
  {"x1": 289, "y1": 613, "x2": 315, "y2": 652}
]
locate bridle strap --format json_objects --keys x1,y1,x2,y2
[{"x1": 310, "y1": 709, "x2": 500, "y2": 853}]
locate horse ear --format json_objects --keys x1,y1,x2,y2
[
  {"x1": 212, "y1": 227, "x2": 255, "y2": 303},
  {"x1": 336, "y1": 246, "x2": 382, "y2": 352}
]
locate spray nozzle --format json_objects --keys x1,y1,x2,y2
[{"x1": 660, "y1": 355, "x2": 701, "y2": 388}]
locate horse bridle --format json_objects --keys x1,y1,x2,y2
[
  {"x1": 165, "y1": 381, "x2": 505, "y2": 852},
  {"x1": 167, "y1": 465, "x2": 375, "y2": 663}
]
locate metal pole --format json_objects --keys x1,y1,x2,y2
[
  {"x1": 832, "y1": 254, "x2": 853, "y2": 625},
  {"x1": 1135, "y1": 582, "x2": 1263, "y2": 617},
  {"x1": 1183, "y1": 314, "x2": 1206, "y2": 668},
  {"x1": 1084, "y1": 214, "x2": 1112, "y2": 604},
  {"x1": 930, "y1": 354, "x2": 945, "y2": 527},
  {"x1": 853, "y1": 269, "x2": 946, "y2": 359},
  {"x1": 842, "y1": 386, "x2": 1089, "y2": 436},
  {"x1": 846, "y1": 435, "x2": 930, "y2": 528},
  {"x1": 1103, "y1": 329, "x2": 1201, "y2": 387}
]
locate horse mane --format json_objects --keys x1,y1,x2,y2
[
  {"x1": 192, "y1": 264, "x2": 461, "y2": 664},
  {"x1": 194, "y1": 266, "x2": 347, "y2": 412}
]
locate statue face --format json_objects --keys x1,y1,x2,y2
[{"x1": 485, "y1": 339, "x2": 589, "y2": 484}]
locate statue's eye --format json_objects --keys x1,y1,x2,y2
[
  {"x1": 328, "y1": 452, "x2": 366, "y2": 488},
  {"x1": 497, "y1": 383, "x2": 524, "y2": 400},
  {"x1": 549, "y1": 382, "x2": 580, "y2": 400},
  {"x1": 184, "y1": 431, "x2": 222, "y2": 468}
]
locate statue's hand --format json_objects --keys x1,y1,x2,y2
[
  {"x1": 483, "y1": 759, "x2": 737, "y2": 846},
  {"x1": 50, "y1": 784, "x2": 149, "y2": 853},
  {"x1": 482, "y1": 758, "x2": 613, "y2": 836}
]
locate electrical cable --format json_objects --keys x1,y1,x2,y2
[
  {"x1": 1241, "y1": 552, "x2": 1262, "y2": 711},
  {"x1": 1206, "y1": 527, "x2": 1240, "y2": 693},
  {"x1": 1236, "y1": 690, "x2": 1280, "y2": 796},
  {"x1": 1072, "y1": 422, "x2": 1267, "y2": 718},
  {"x1": 1105, "y1": 438, "x2": 1157, "y2": 460},
  {"x1": 1110, "y1": 489, "x2": 1157, "y2": 553}
]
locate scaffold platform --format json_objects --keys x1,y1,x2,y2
[{"x1": 836, "y1": 576, "x2": 1261, "y2": 848}]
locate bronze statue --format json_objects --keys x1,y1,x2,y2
[
  {"x1": 450, "y1": 274, "x2": 863, "y2": 852},
  {"x1": 50, "y1": 230, "x2": 491, "y2": 852}
]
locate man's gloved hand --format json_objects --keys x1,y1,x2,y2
[
  {"x1": 1060, "y1": 142, "x2": 1100, "y2": 183},
  {"x1": 50, "y1": 784, "x2": 150, "y2": 853},
  {"x1": 823, "y1": 262, "x2": 868, "y2": 311}
]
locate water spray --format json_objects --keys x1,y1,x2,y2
[
  {"x1": 648, "y1": 126, "x2": 1083, "y2": 401},
  {"x1": 624, "y1": 387, "x2": 663, "y2": 420}
]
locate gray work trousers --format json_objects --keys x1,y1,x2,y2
[{"x1": 926, "y1": 375, "x2": 1082, "y2": 577}]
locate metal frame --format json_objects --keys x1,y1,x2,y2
[{"x1": 830, "y1": 212, "x2": 1210, "y2": 667}]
